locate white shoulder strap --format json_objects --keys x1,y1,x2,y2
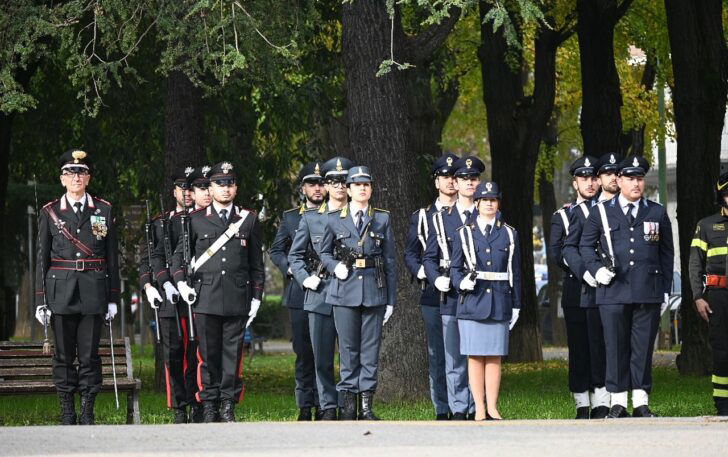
[
  {"x1": 432, "y1": 211, "x2": 450, "y2": 263},
  {"x1": 597, "y1": 203, "x2": 614, "y2": 258},
  {"x1": 579, "y1": 203, "x2": 590, "y2": 218},
  {"x1": 504, "y1": 225, "x2": 515, "y2": 288},
  {"x1": 417, "y1": 208, "x2": 428, "y2": 249},
  {"x1": 192, "y1": 210, "x2": 250, "y2": 273},
  {"x1": 458, "y1": 226, "x2": 477, "y2": 271},
  {"x1": 557, "y1": 209, "x2": 570, "y2": 236}
]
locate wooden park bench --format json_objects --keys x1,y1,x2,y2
[{"x1": 0, "y1": 337, "x2": 142, "y2": 424}]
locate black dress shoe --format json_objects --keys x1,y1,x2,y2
[
  {"x1": 190, "y1": 403, "x2": 204, "y2": 423},
  {"x1": 632, "y1": 405, "x2": 657, "y2": 418},
  {"x1": 173, "y1": 408, "x2": 188, "y2": 424},
  {"x1": 575, "y1": 407, "x2": 590, "y2": 419},
  {"x1": 451, "y1": 412, "x2": 467, "y2": 420},
  {"x1": 590, "y1": 406, "x2": 610, "y2": 419},
  {"x1": 358, "y1": 391, "x2": 380, "y2": 420},
  {"x1": 58, "y1": 392, "x2": 77, "y2": 425},
  {"x1": 203, "y1": 401, "x2": 219, "y2": 423},
  {"x1": 436, "y1": 413, "x2": 450, "y2": 420},
  {"x1": 607, "y1": 405, "x2": 629, "y2": 418},
  {"x1": 298, "y1": 407, "x2": 313, "y2": 421},
  {"x1": 220, "y1": 399, "x2": 236, "y2": 422},
  {"x1": 320, "y1": 408, "x2": 338, "y2": 421},
  {"x1": 467, "y1": 412, "x2": 476, "y2": 420}
]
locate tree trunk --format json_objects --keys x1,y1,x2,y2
[
  {"x1": 576, "y1": 0, "x2": 627, "y2": 156},
  {"x1": 0, "y1": 110, "x2": 15, "y2": 341},
  {"x1": 479, "y1": 3, "x2": 567, "y2": 361},
  {"x1": 666, "y1": 0, "x2": 728, "y2": 375}
]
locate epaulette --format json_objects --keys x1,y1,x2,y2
[
  {"x1": 170, "y1": 211, "x2": 183, "y2": 219},
  {"x1": 561, "y1": 203, "x2": 572, "y2": 210},
  {"x1": 501, "y1": 221, "x2": 512, "y2": 229},
  {"x1": 284, "y1": 207, "x2": 300, "y2": 214},
  {"x1": 42, "y1": 199, "x2": 58, "y2": 209},
  {"x1": 238, "y1": 206, "x2": 256, "y2": 216},
  {"x1": 374, "y1": 208, "x2": 389, "y2": 213},
  {"x1": 316, "y1": 201, "x2": 328, "y2": 214},
  {"x1": 189, "y1": 207, "x2": 206, "y2": 215},
  {"x1": 92, "y1": 196, "x2": 112, "y2": 206}
]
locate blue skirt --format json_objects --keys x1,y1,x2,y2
[{"x1": 458, "y1": 319, "x2": 509, "y2": 356}]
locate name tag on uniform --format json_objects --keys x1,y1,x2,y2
[
  {"x1": 713, "y1": 224, "x2": 725, "y2": 231},
  {"x1": 643, "y1": 221, "x2": 659, "y2": 242}
]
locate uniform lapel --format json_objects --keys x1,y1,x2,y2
[
  {"x1": 608, "y1": 196, "x2": 631, "y2": 227},
  {"x1": 632, "y1": 199, "x2": 651, "y2": 227},
  {"x1": 77, "y1": 200, "x2": 94, "y2": 229},
  {"x1": 341, "y1": 205, "x2": 361, "y2": 240},
  {"x1": 57, "y1": 196, "x2": 77, "y2": 227}
]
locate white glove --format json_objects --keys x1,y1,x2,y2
[
  {"x1": 416, "y1": 265, "x2": 427, "y2": 280},
  {"x1": 302, "y1": 275, "x2": 321, "y2": 290},
  {"x1": 434, "y1": 276, "x2": 451, "y2": 292},
  {"x1": 287, "y1": 267, "x2": 293, "y2": 276},
  {"x1": 459, "y1": 277, "x2": 476, "y2": 292},
  {"x1": 177, "y1": 281, "x2": 197, "y2": 305},
  {"x1": 595, "y1": 267, "x2": 615, "y2": 286},
  {"x1": 131, "y1": 303, "x2": 138, "y2": 314},
  {"x1": 163, "y1": 281, "x2": 180, "y2": 304},
  {"x1": 105, "y1": 303, "x2": 118, "y2": 321},
  {"x1": 35, "y1": 306, "x2": 51, "y2": 325},
  {"x1": 246, "y1": 298, "x2": 262, "y2": 328},
  {"x1": 334, "y1": 263, "x2": 349, "y2": 280},
  {"x1": 383, "y1": 305, "x2": 394, "y2": 325},
  {"x1": 145, "y1": 286, "x2": 162, "y2": 309},
  {"x1": 583, "y1": 271, "x2": 598, "y2": 288},
  {"x1": 509, "y1": 308, "x2": 520, "y2": 331},
  {"x1": 660, "y1": 293, "x2": 670, "y2": 316}
]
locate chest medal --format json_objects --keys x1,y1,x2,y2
[{"x1": 90, "y1": 215, "x2": 108, "y2": 240}]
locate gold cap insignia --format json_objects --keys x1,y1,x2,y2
[
  {"x1": 184, "y1": 167, "x2": 194, "y2": 177},
  {"x1": 466, "y1": 158, "x2": 473, "y2": 168},
  {"x1": 72, "y1": 150, "x2": 87, "y2": 164},
  {"x1": 314, "y1": 163, "x2": 321, "y2": 176},
  {"x1": 336, "y1": 159, "x2": 343, "y2": 172},
  {"x1": 201, "y1": 166, "x2": 211, "y2": 177},
  {"x1": 221, "y1": 162, "x2": 233, "y2": 174}
]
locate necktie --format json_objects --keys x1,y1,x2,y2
[
  {"x1": 463, "y1": 210, "x2": 471, "y2": 222},
  {"x1": 220, "y1": 209, "x2": 228, "y2": 226},
  {"x1": 485, "y1": 224, "x2": 492, "y2": 236},
  {"x1": 356, "y1": 210, "x2": 364, "y2": 234},
  {"x1": 626, "y1": 203, "x2": 634, "y2": 225},
  {"x1": 74, "y1": 202, "x2": 83, "y2": 223}
]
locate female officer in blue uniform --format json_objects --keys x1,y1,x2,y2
[{"x1": 451, "y1": 182, "x2": 522, "y2": 420}]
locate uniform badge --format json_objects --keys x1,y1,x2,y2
[
  {"x1": 185, "y1": 167, "x2": 194, "y2": 177},
  {"x1": 90, "y1": 215, "x2": 108, "y2": 240},
  {"x1": 466, "y1": 158, "x2": 473, "y2": 169},
  {"x1": 336, "y1": 159, "x2": 343, "y2": 172},
  {"x1": 584, "y1": 157, "x2": 591, "y2": 167},
  {"x1": 713, "y1": 224, "x2": 725, "y2": 231},
  {"x1": 486, "y1": 182, "x2": 493, "y2": 192},
  {"x1": 201, "y1": 165, "x2": 211, "y2": 178},
  {"x1": 609, "y1": 154, "x2": 616, "y2": 164},
  {"x1": 446, "y1": 156, "x2": 453, "y2": 167},
  {"x1": 72, "y1": 150, "x2": 87, "y2": 163},
  {"x1": 221, "y1": 162, "x2": 233, "y2": 174},
  {"x1": 632, "y1": 157, "x2": 639, "y2": 167}
]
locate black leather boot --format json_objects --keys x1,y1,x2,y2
[
  {"x1": 338, "y1": 391, "x2": 357, "y2": 420},
  {"x1": 358, "y1": 391, "x2": 380, "y2": 420},
  {"x1": 173, "y1": 408, "x2": 188, "y2": 424},
  {"x1": 78, "y1": 393, "x2": 96, "y2": 425},
  {"x1": 297, "y1": 407, "x2": 313, "y2": 421},
  {"x1": 190, "y1": 402, "x2": 204, "y2": 423},
  {"x1": 203, "y1": 401, "x2": 219, "y2": 423},
  {"x1": 320, "y1": 408, "x2": 338, "y2": 421},
  {"x1": 58, "y1": 392, "x2": 77, "y2": 425},
  {"x1": 219, "y1": 399, "x2": 236, "y2": 422}
]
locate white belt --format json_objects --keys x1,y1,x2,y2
[
  {"x1": 439, "y1": 259, "x2": 449, "y2": 268},
  {"x1": 475, "y1": 271, "x2": 509, "y2": 281}
]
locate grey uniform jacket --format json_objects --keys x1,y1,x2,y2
[
  {"x1": 35, "y1": 194, "x2": 120, "y2": 315},
  {"x1": 269, "y1": 206, "x2": 306, "y2": 309},
  {"x1": 288, "y1": 203, "x2": 333, "y2": 315},
  {"x1": 170, "y1": 205, "x2": 265, "y2": 316},
  {"x1": 319, "y1": 205, "x2": 397, "y2": 307}
]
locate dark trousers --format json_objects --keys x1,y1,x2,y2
[
  {"x1": 563, "y1": 307, "x2": 591, "y2": 393},
  {"x1": 160, "y1": 315, "x2": 199, "y2": 409},
  {"x1": 600, "y1": 303, "x2": 660, "y2": 393},
  {"x1": 194, "y1": 313, "x2": 245, "y2": 403},
  {"x1": 289, "y1": 308, "x2": 318, "y2": 408},
  {"x1": 308, "y1": 310, "x2": 338, "y2": 410},
  {"x1": 333, "y1": 305, "x2": 385, "y2": 395},
  {"x1": 51, "y1": 313, "x2": 103, "y2": 394},
  {"x1": 705, "y1": 289, "x2": 728, "y2": 412},
  {"x1": 421, "y1": 305, "x2": 449, "y2": 415},
  {"x1": 585, "y1": 308, "x2": 607, "y2": 389}
]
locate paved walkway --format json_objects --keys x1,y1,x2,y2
[{"x1": 2, "y1": 417, "x2": 725, "y2": 456}]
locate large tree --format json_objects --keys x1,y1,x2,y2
[{"x1": 666, "y1": 0, "x2": 728, "y2": 375}]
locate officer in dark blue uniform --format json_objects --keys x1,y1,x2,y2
[
  {"x1": 270, "y1": 161, "x2": 326, "y2": 420},
  {"x1": 422, "y1": 155, "x2": 483, "y2": 420},
  {"x1": 288, "y1": 156, "x2": 354, "y2": 421},
  {"x1": 403, "y1": 153, "x2": 458, "y2": 420},
  {"x1": 188, "y1": 165, "x2": 212, "y2": 210},
  {"x1": 547, "y1": 155, "x2": 601, "y2": 419},
  {"x1": 579, "y1": 155, "x2": 673, "y2": 418},
  {"x1": 319, "y1": 165, "x2": 397, "y2": 420},
  {"x1": 561, "y1": 153, "x2": 622, "y2": 419}
]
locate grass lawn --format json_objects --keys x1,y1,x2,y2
[{"x1": 0, "y1": 346, "x2": 715, "y2": 425}]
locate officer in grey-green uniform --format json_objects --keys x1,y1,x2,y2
[
  {"x1": 288, "y1": 156, "x2": 354, "y2": 421},
  {"x1": 319, "y1": 165, "x2": 397, "y2": 420}
]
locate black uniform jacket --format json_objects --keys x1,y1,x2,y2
[
  {"x1": 689, "y1": 210, "x2": 728, "y2": 300},
  {"x1": 269, "y1": 205, "x2": 306, "y2": 309},
  {"x1": 170, "y1": 205, "x2": 265, "y2": 317},
  {"x1": 35, "y1": 194, "x2": 120, "y2": 315}
]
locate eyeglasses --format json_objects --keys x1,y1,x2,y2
[
  {"x1": 212, "y1": 179, "x2": 236, "y2": 187},
  {"x1": 326, "y1": 180, "x2": 346, "y2": 187},
  {"x1": 62, "y1": 168, "x2": 89, "y2": 177}
]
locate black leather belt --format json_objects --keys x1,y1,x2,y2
[{"x1": 50, "y1": 259, "x2": 106, "y2": 271}]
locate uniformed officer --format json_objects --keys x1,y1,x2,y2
[
  {"x1": 319, "y1": 165, "x2": 396, "y2": 420},
  {"x1": 560, "y1": 153, "x2": 623, "y2": 419},
  {"x1": 688, "y1": 172, "x2": 728, "y2": 416},
  {"x1": 403, "y1": 153, "x2": 458, "y2": 420},
  {"x1": 139, "y1": 166, "x2": 203, "y2": 423},
  {"x1": 289, "y1": 156, "x2": 355, "y2": 421},
  {"x1": 35, "y1": 149, "x2": 120, "y2": 425},
  {"x1": 188, "y1": 165, "x2": 212, "y2": 210},
  {"x1": 547, "y1": 155, "x2": 602, "y2": 419},
  {"x1": 171, "y1": 161, "x2": 265, "y2": 423},
  {"x1": 579, "y1": 155, "x2": 673, "y2": 418},
  {"x1": 270, "y1": 161, "x2": 326, "y2": 421},
  {"x1": 422, "y1": 155, "x2": 484, "y2": 420},
  {"x1": 451, "y1": 182, "x2": 522, "y2": 420}
]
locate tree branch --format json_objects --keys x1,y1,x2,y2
[
  {"x1": 614, "y1": 0, "x2": 635, "y2": 24},
  {"x1": 406, "y1": 7, "x2": 462, "y2": 65}
]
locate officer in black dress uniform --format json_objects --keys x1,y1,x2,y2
[
  {"x1": 35, "y1": 149, "x2": 120, "y2": 425},
  {"x1": 270, "y1": 161, "x2": 326, "y2": 420},
  {"x1": 580, "y1": 155, "x2": 673, "y2": 418},
  {"x1": 171, "y1": 161, "x2": 265, "y2": 423}
]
